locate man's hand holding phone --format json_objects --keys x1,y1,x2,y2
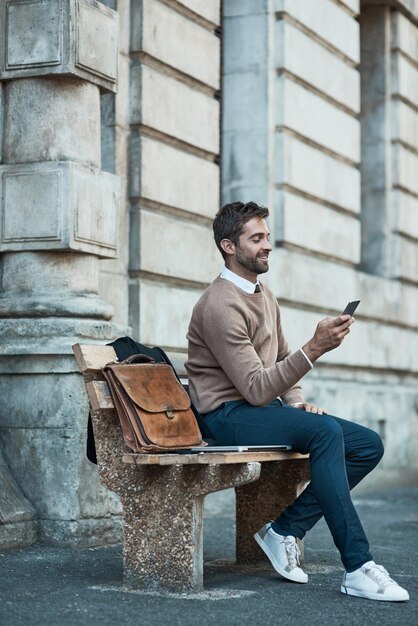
[{"x1": 302, "y1": 300, "x2": 360, "y2": 364}]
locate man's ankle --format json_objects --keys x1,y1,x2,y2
[
  {"x1": 270, "y1": 521, "x2": 300, "y2": 539},
  {"x1": 345, "y1": 558, "x2": 374, "y2": 574}
]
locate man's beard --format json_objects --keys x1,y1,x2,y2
[{"x1": 235, "y1": 246, "x2": 269, "y2": 275}]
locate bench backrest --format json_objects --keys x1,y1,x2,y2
[{"x1": 73, "y1": 344, "x2": 129, "y2": 482}]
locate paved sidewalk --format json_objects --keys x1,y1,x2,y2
[{"x1": 0, "y1": 487, "x2": 416, "y2": 626}]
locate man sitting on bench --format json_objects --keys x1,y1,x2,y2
[{"x1": 185, "y1": 201, "x2": 409, "y2": 603}]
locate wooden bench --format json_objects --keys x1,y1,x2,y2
[{"x1": 73, "y1": 343, "x2": 310, "y2": 593}]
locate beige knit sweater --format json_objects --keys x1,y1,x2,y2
[{"x1": 186, "y1": 277, "x2": 311, "y2": 414}]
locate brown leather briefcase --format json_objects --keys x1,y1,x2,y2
[{"x1": 103, "y1": 355, "x2": 203, "y2": 453}]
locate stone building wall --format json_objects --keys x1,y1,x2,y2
[
  {"x1": 223, "y1": 0, "x2": 418, "y2": 489},
  {"x1": 99, "y1": 0, "x2": 221, "y2": 346},
  {"x1": 0, "y1": 0, "x2": 417, "y2": 550}
]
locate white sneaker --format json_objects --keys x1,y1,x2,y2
[
  {"x1": 254, "y1": 523, "x2": 308, "y2": 583},
  {"x1": 341, "y1": 561, "x2": 409, "y2": 601}
]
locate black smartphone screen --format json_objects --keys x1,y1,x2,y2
[{"x1": 342, "y1": 300, "x2": 360, "y2": 316}]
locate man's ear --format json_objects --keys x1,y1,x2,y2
[{"x1": 220, "y1": 238, "x2": 235, "y2": 256}]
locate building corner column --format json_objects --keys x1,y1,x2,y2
[{"x1": 0, "y1": 0, "x2": 124, "y2": 547}]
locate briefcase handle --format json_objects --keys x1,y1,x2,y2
[{"x1": 122, "y1": 354, "x2": 155, "y2": 365}]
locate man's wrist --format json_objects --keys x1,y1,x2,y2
[
  {"x1": 302, "y1": 340, "x2": 322, "y2": 363},
  {"x1": 300, "y1": 348, "x2": 314, "y2": 369}
]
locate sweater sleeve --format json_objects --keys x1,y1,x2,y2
[{"x1": 202, "y1": 301, "x2": 311, "y2": 406}]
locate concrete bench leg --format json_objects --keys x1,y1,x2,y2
[
  {"x1": 235, "y1": 459, "x2": 310, "y2": 564},
  {"x1": 119, "y1": 462, "x2": 261, "y2": 593}
]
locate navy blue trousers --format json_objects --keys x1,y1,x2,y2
[{"x1": 204, "y1": 399, "x2": 384, "y2": 572}]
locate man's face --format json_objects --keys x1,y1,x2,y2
[{"x1": 234, "y1": 217, "x2": 273, "y2": 276}]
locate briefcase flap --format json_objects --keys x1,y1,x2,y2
[{"x1": 110, "y1": 363, "x2": 191, "y2": 413}]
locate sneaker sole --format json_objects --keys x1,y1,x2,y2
[
  {"x1": 254, "y1": 532, "x2": 308, "y2": 584},
  {"x1": 341, "y1": 586, "x2": 409, "y2": 602}
]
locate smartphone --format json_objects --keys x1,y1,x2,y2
[{"x1": 342, "y1": 300, "x2": 360, "y2": 316}]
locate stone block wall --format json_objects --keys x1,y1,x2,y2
[
  {"x1": 274, "y1": 0, "x2": 361, "y2": 263},
  {"x1": 223, "y1": 0, "x2": 418, "y2": 489},
  {"x1": 102, "y1": 0, "x2": 418, "y2": 491},
  {"x1": 123, "y1": 0, "x2": 221, "y2": 350},
  {"x1": 387, "y1": 11, "x2": 418, "y2": 282},
  {"x1": 99, "y1": 0, "x2": 131, "y2": 326}
]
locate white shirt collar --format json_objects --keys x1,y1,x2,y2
[{"x1": 219, "y1": 266, "x2": 260, "y2": 294}]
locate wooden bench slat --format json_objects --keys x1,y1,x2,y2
[
  {"x1": 73, "y1": 344, "x2": 187, "y2": 376},
  {"x1": 72, "y1": 344, "x2": 117, "y2": 373},
  {"x1": 86, "y1": 380, "x2": 114, "y2": 411},
  {"x1": 122, "y1": 451, "x2": 308, "y2": 466}
]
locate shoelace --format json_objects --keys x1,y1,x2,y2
[
  {"x1": 365, "y1": 564, "x2": 396, "y2": 587},
  {"x1": 283, "y1": 537, "x2": 301, "y2": 569}
]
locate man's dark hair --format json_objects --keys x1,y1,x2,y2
[{"x1": 213, "y1": 201, "x2": 269, "y2": 258}]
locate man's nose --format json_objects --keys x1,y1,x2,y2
[{"x1": 264, "y1": 239, "x2": 273, "y2": 251}]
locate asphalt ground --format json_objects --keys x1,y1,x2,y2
[{"x1": 0, "y1": 487, "x2": 417, "y2": 626}]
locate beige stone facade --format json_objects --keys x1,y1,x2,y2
[{"x1": 0, "y1": 0, "x2": 417, "y2": 548}]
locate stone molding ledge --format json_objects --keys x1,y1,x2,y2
[
  {"x1": 0, "y1": 0, "x2": 118, "y2": 93},
  {"x1": 0, "y1": 161, "x2": 119, "y2": 257}
]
